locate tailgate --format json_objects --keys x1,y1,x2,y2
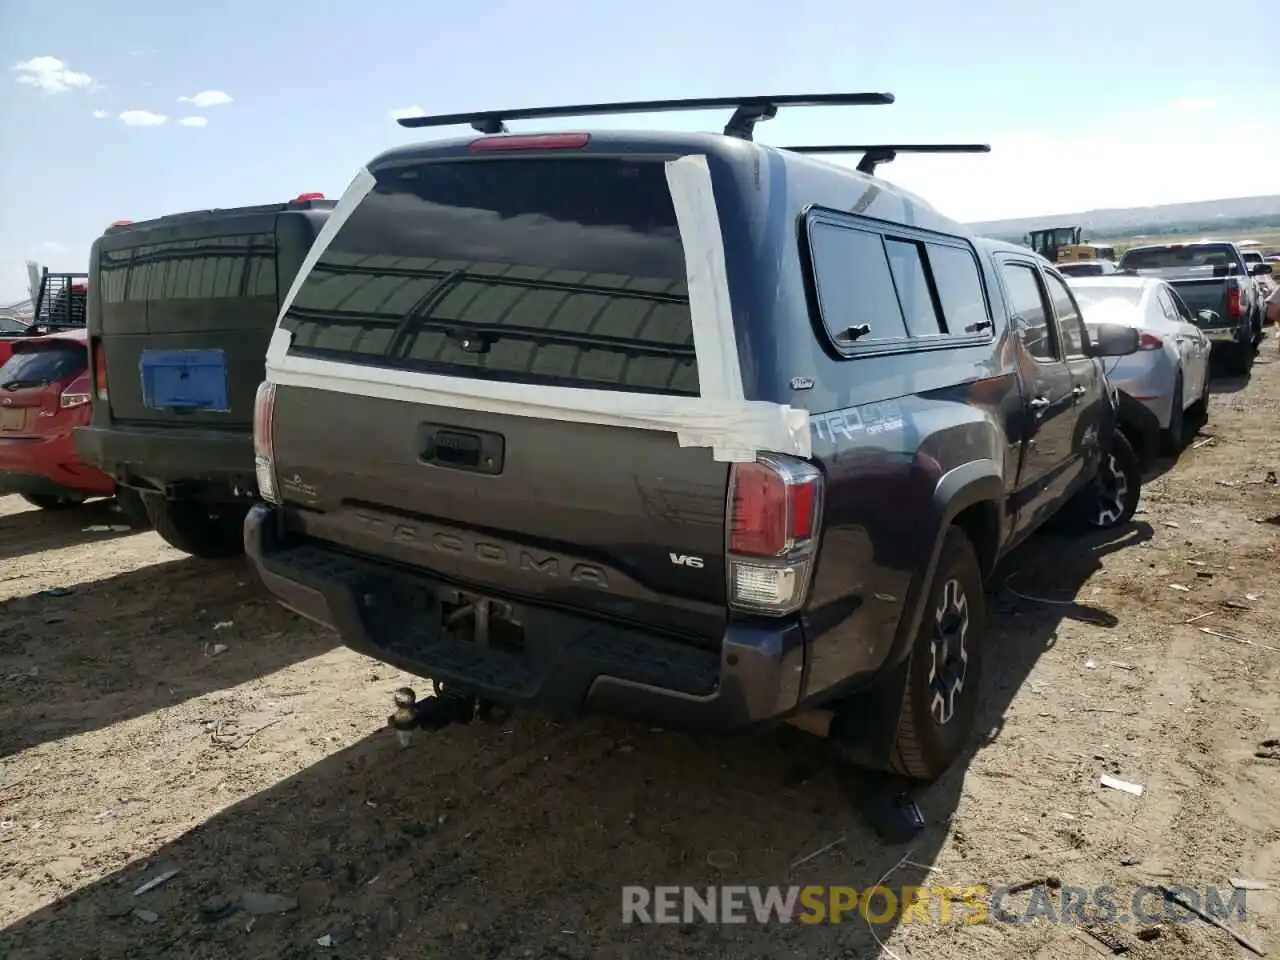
[
  {"x1": 1168, "y1": 279, "x2": 1228, "y2": 320},
  {"x1": 270, "y1": 153, "x2": 733, "y2": 643},
  {"x1": 273, "y1": 391, "x2": 730, "y2": 642}
]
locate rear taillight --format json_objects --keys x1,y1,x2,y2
[
  {"x1": 726, "y1": 455, "x2": 822, "y2": 616},
  {"x1": 1226, "y1": 285, "x2": 1242, "y2": 318},
  {"x1": 1137, "y1": 332, "x2": 1164, "y2": 351},
  {"x1": 60, "y1": 372, "x2": 91, "y2": 409},
  {"x1": 92, "y1": 340, "x2": 108, "y2": 401},
  {"x1": 253, "y1": 381, "x2": 280, "y2": 503}
]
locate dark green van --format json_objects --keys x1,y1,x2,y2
[{"x1": 75, "y1": 194, "x2": 333, "y2": 557}]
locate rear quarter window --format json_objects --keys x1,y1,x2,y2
[{"x1": 281, "y1": 158, "x2": 698, "y2": 397}]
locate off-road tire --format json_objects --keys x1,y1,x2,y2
[
  {"x1": 21, "y1": 492, "x2": 87, "y2": 510},
  {"x1": 1068, "y1": 430, "x2": 1142, "y2": 530},
  {"x1": 889, "y1": 527, "x2": 986, "y2": 781},
  {"x1": 142, "y1": 495, "x2": 246, "y2": 559}
]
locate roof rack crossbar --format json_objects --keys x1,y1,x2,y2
[
  {"x1": 784, "y1": 142, "x2": 991, "y2": 175},
  {"x1": 396, "y1": 92, "x2": 896, "y2": 141}
]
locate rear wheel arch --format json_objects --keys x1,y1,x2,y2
[
  {"x1": 949, "y1": 499, "x2": 1001, "y2": 582},
  {"x1": 889, "y1": 462, "x2": 1005, "y2": 667},
  {"x1": 934, "y1": 462, "x2": 1005, "y2": 578}
]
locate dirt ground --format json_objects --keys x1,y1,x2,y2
[{"x1": 2, "y1": 350, "x2": 1278, "y2": 960}]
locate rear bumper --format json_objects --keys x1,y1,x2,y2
[
  {"x1": 75, "y1": 423, "x2": 255, "y2": 499},
  {"x1": 0, "y1": 431, "x2": 115, "y2": 498},
  {"x1": 1201, "y1": 325, "x2": 1251, "y2": 349},
  {"x1": 244, "y1": 504, "x2": 805, "y2": 733}
]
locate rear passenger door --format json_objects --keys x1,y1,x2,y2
[
  {"x1": 1042, "y1": 269, "x2": 1105, "y2": 474},
  {"x1": 996, "y1": 258, "x2": 1082, "y2": 532}
]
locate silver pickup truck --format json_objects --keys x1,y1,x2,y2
[{"x1": 1118, "y1": 241, "x2": 1271, "y2": 374}]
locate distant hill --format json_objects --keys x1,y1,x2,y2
[{"x1": 966, "y1": 194, "x2": 1280, "y2": 243}]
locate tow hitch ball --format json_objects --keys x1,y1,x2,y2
[{"x1": 388, "y1": 686, "x2": 510, "y2": 746}]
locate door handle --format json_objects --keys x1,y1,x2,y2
[
  {"x1": 1029, "y1": 396, "x2": 1051, "y2": 410},
  {"x1": 1072, "y1": 385, "x2": 1087, "y2": 396}
]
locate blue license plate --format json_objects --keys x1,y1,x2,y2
[{"x1": 140, "y1": 349, "x2": 230, "y2": 412}]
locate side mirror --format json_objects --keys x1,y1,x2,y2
[
  {"x1": 1250, "y1": 262, "x2": 1273, "y2": 276},
  {"x1": 1089, "y1": 322, "x2": 1139, "y2": 357},
  {"x1": 1197, "y1": 309, "x2": 1220, "y2": 325}
]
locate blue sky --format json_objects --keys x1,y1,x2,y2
[{"x1": 1, "y1": 0, "x2": 1276, "y2": 303}]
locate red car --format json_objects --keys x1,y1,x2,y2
[{"x1": 0, "y1": 328, "x2": 117, "y2": 509}]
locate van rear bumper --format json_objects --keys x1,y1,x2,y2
[
  {"x1": 243, "y1": 503, "x2": 805, "y2": 732},
  {"x1": 76, "y1": 423, "x2": 256, "y2": 498}
]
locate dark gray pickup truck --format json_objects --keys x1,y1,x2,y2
[
  {"x1": 1118, "y1": 241, "x2": 1270, "y2": 374},
  {"x1": 243, "y1": 95, "x2": 1144, "y2": 784}
]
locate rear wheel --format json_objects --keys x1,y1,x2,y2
[
  {"x1": 21, "y1": 492, "x2": 87, "y2": 511},
  {"x1": 113, "y1": 487, "x2": 151, "y2": 529},
  {"x1": 1187, "y1": 367, "x2": 1211, "y2": 425},
  {"x1": 1161, "y1": 376, "x2": 1184, "y2": 456},
  {"x1": 888, "y1": 527, "x2": 986, "y2": 781},
  {"x1": 1224, "y1": 342, "x2": 1253, "y2": 376},
  {"x1": 141, "y1": 495, "x2": 247, "y2": 559},
  {"x1": 1069, "y1": 430, "x2": 1142, "y2": 530}
]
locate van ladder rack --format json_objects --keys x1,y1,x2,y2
[
  {"x1": 396, "y1": 92, "x2": 896, "y2": 141},
  {"x1": 784, "y1": 143, "x2": 991, "y2": 175}
]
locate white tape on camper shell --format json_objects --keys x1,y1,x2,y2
[
  {"x1": 274, "y1": 166, "x2": 376, "y2": 327},
  {"x1": 265, "y1": 154, "x2": 811, "y2": 462},
  {"x1": 663, "y1": 154, "x2": 742, "y2": 405}
]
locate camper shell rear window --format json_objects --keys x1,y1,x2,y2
[{"x1": 280, "y1": 157, "x2": 699, "y2": 397}]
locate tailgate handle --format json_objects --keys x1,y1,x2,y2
[{"x1": 419, "y1": 424, "x2": 505, "y2": 475}]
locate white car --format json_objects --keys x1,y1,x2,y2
[{"x1": 1066, "y1": 275, "x2": 1212, "y2": 454}]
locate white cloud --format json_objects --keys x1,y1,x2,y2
[
  {"x1": 389, "y1": 105, "x2": 425, "y2": 121},
  {"x1": 91, "y1": 109, "x2": 107, "y2": 120},
  {"x1": 855, "y1": 108, "x2": 1280, "y2": 223},
  {"x1": 37, "y1": 241, "x2": 66, "y2": 255},
  {"x1": 179, "y1": 116, "x2": 208, "y2": 128},
  {"x1": 1171, "y1": 97, "x2": 1217, "y2": 112},
  {"x1": 177, "y1": 90, "x2": 232, "y2": 108},
  {"x1": 11, "y1": 56, "x2": 92, "y2": 93},
  {"x1": 119, "y1": 110, "x2": 167, "y2": 127}
]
